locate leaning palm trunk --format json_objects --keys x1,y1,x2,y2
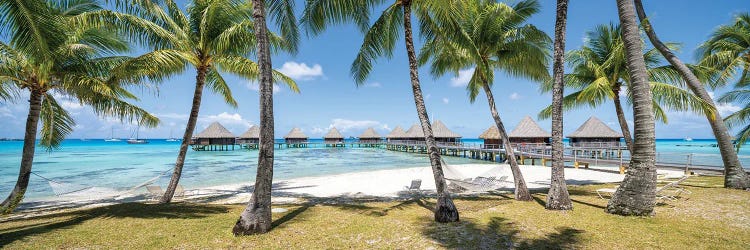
[
  {"x1": 1, "y1": 90, "x2": 43, "y2": 214},
  {"x1": 481, "y1": 83, "x2": 532, "y2": 201},
  {"x1": 403, "y1": 1, "x2": 458, "y2": 222},
  {"x1": 633, "y1": 0, "x2": 750, "y2": 189},
  {"x1": 161, "y1": 66, "x2": 208, "y2": 203},
  {"x1": 606, "y1": 0, "x2": 657, "y2": 216},
  {"x1": 234, "y1": 0, "x2": 276, "y2": 235},
  {"x1": 546, "y1": 0, "x2": 573, "y2": 210},
  {"x1": 612, "y1": 88, "x2": 634, "y2": 152}
]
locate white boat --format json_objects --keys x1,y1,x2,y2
[
  {"x1": 684, "y1": 137, "x2": 693, "y2": 142},
  {"x1": 166, "y1": 129, "x2": 179, "y2": 142},
  {"x1": 104, "y1": 127, "x2": 121, "y2": 142},
  {"x1": 127, "y1": 125, "x2": 148, "y2": 144}
]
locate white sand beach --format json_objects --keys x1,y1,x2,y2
[
  {"x1": 11, "y1": 163, "x2": 686, "y2": 217},
  {"x1": 194, "y1": 164, "x2": 686, "y2": 204}
]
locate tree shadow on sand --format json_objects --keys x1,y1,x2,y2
[
  {"x1": 422, "y1": 216, "x2": 583, "y2": 249},
  {"x1": 0, "y1": 203, "x2": 228, "y2": 246}
]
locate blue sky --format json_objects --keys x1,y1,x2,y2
[{"x1": 0, "y1": 0, "x2": 748, "y2": 139}]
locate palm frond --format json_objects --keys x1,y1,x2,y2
[
  {"x1": 205, "y1": 67, "x2": 237, "y2": 107},
  {"x1": 350, "y1": 3, "x2": 403, "y2": 85},
  {"x1": 39, "y1": 93, "x2": 75, "y2": 150}
]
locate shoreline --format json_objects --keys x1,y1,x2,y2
[{"x1": 7, "y1": 163, "x2": 687, "y2": 219}]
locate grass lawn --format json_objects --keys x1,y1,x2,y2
[{"x1": 1, "y1": 176, "x2": 748, "y2": 249}]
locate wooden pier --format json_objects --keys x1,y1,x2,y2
[{"x1": 234, "y1": 140, "x2": 730, "y2": 174}]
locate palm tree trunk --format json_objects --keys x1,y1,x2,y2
[
  {"x1": 234, "y1": 0, "x2": 276, "y2": 235},
  {"x1": 0, "y1": 90, "x2": 43, "y2": 214},
  {"x1": 612, "y1": 87, "x2": 634, "y2": 152},
  {"x1": 546, "y1": 0, "x2": 572, "y2": 210},
  {"x1": 633, "y1": 0, "x2": 750, "y2": 189},
  {"x1": 481, "y1": 83, "x2": 532, "y2": 201},
  {"x1": 607, "y1": 0, "x2": 658, "y2": 216},
  {"x1": 402, "y1": 0, "x2": 458, "y2": 223},
  {"x1": 160, "y1": 65, "x2": 208, "y2": 203}
]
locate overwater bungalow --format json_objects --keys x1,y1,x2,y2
[
  {"x1": 386, "y1": 126, "x2": 408, "y2": 142},
  {"x1": 284, "y1": 128, "x2": 309, "y2": 147},
  {"x1": 478, "y1": 126, "x2": 502, "y2": 149},
  {"x1": 358, "y1": 127, "x2": 382, "y2": 144},
  {"x1": 323, "y1": 127, "x2": 345, "y2": 146},
  {"x1": 237, "y1": 125, "x2": 259, "y2": 149},
  {"x1": 566, "y1": 116, "x2": 623, "y2": 148},
  {"x1": 404, "y1": 124, "x2": 424, "y2": 141},
  {"x1": 432, "y1": 120, "x2": 461, "y2": 144},
  {"x1": 191, "y1": 122, "x2": 236, "y2": 151},
  {"x1": 509, "y1": 116, "x2": 551, "y2": 145}
]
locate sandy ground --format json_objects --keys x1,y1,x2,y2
[{"x1": 9, "y1": 164, "x2": 686, "y2": 219}]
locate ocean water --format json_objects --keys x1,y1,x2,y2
[
  {"x1": 0, "y1": 139, "x2": 492, "y2": 200},
  {"x1": 0, "y1": 138, "x2": 747, "y2": 200}
]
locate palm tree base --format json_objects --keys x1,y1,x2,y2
[
  {"x1": 233, "y1": 208, "x2": 271, "y2": 236},
  {"x1": 434, "y1": 196, "x2": 459, "y2": 222}
]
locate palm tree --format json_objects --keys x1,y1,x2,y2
[
  {"x1": 606, "y1": 0, "x2": 657, "y2": 216},
  {"x1": 547, "y1": 0, "x2": 572, "y2": 210},
  {"x1": 538, "y1": 24, "x2": 713, "y2": 153},
  {"x1": 694, "y1": 11, "x2": 750, "y2": 189},
  {"x1": 302, "y1": 0, "x2": 459, "y2": 221},
  {"x1": 0, "y1": 0, "x2": 160, "y2": 214},
  {"x1": 233, "y1": 0, "x2": 298, "y2": 235},
  {"x1": 84, "y1": 0, "x2": 299, "y2": 203},
  {"x1": 418, "y1": 0, "x2": 550, "y2": 201},
  {"x1": 721, "y1": 86, "x2": 750, "y2": 150}
]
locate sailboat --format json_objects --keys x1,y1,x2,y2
[
  {"x1": 166, "y1": 129, "x2": 179, "y2": 142},
  {"x1": 104, "y1": 127, "x2": 121, "y2": 142},
  {"x1": 127, "y1": 124, "x2": 148, "y2": 144}
]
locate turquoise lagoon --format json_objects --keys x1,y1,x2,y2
[{"x1": 0, "y1": 138, "x2": 748, "y2": 200}]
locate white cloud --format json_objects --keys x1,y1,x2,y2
[
  {"x1": 156, "y1": 113, "x2": 189, "y2": 120},
  {"x1": 0, "y1": 106, "x2": 14, "y2": 118},
  {"x1": 246, "y1": 81, "x2": 281, "y2": 93},
  {"x1": 442, "y1": 97, "x2": 450, "y2": 104},
  {"x1": 425, "y1": 94, "x2": 432, "y2": 101},
  {"x1": 364, "y1": 82, "x2": 382, "y2": 88},
  {"x1": 201, "y1": 112, "x2": 253, "y2": 130},
  {"x1": 450, "y1": 68, "x2": 474, "y2": 87},
  {"x1": 277, "y1": 61, "x2": 324, "y2": 80},
  {"x1": 717, "y1": 102, "x2": 741, "y2": 116},
  {"x1": 313, "y1": 118, "x2": 388, "y2": 136},
  {"x1": 709, "y1": 91, "x2": 742, "y2": 116},
  {"x1": 60, "y1": 100, "x2": 84, "y2": 111},
  {"x1": 510, "y1": 92, "x2": 521, "y2": 100}
]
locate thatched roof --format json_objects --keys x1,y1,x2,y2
[
  {"x1": 567, "y1": 116, "x2": 623, "y2": 138},
  {"x1": 194, "y1": 122, "x2": 235, "y2": 138},
  {"x1": 386, "y1": 126, "x2": 408, "y2": 138},
  {"x1": 509, "y1": 116, "x2": 551, "y2": 138},
  {"x1": 284, "y1": 128, "x2": 308, "y2": 139},
  {"x1": 323, "y1": 127, "x2": 344, "y2": 139},
  {"x1": 404, "y1": 124, "x2": 424, "y2": 138},
  {"x1": 239, "y1": 125, "x2": 259, "y2": 139},
  {"x1": 358, "y1": 127, "x2": 381, "y2": 139},
  {"x1": 432, "y1": 120, "x2": 461, "y2": 138},
  {"x1": 479, "y1": 126, "x2": 500, "y2": 139}
]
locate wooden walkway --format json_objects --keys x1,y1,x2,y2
[{"x1": 236, "y1": 141, "x2": 729, "y2": 174}]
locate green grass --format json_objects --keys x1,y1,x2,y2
[{"x1": 1, "y1": 176, "x2": 748, "y2": 249}]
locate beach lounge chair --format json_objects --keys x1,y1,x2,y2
[
  {"x1": 146, "y1": 185, "x2": 164, "y2": 200},
  {"x1": 405, "y1": 179, "x2": 422, "y2": 191},
  {"x1": 656, "y1": 176, "x2": 691, "y2": 201}
]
